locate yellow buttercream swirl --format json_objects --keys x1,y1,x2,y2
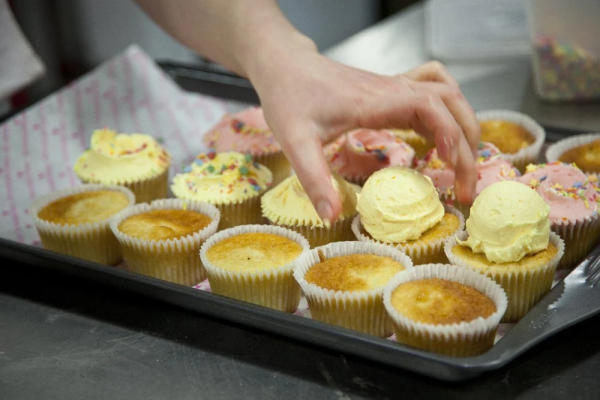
[
  {"x1": 171, "y1": 151, "x2": 272, "y2": 205},
  {"x1": 261, "y1": 174, "x2": 360, "y2": 228},
  {"x1": 457, "y1": 181, "x2": 550, "y2": 263},
  {"x1": 357, "y1": 167, "x2": 444, "y2": 243},
  {"x1": 73, "y1": 129, "x2": 171, "y2": 183}
]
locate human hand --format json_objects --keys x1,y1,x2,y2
[{"x1": 250, "y1": 51, "x2": 479, "y2": 223}]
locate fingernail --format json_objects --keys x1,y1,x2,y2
[{"x1": 317, "y1": 200, "x2": 333, "y2": 225}]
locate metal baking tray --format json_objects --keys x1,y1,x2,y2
[{"x1": 1, "y1": 61, "x2": 600, "y2": 382}]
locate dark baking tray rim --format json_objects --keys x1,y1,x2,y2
[{"x1": 0, "y1": 61, "x2": 594, "y2": 382}]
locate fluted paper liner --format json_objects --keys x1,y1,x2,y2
[
  {"x1": 552, "y1": 214, "x2": 600, "y2": 270},
  {"x1": 267, "y1": 217, "x2": 356, "y2": 248},
  {"x1": 477, "y1": 110, "x2": 546, "y2": 173},
  {"x1": 199, "y1": 224, "x2": 310, "y2": 313},
  {"x1": 30, "y1": 184, "x2": 135, "y2": 265},
  {"x1": 383, "y1": 263, "x2": 507, "y2": 357},
  {"x1": 293, "y1": 241, "x2": 414, "y2": 337},
  {"x1": 545, "y1": 132, "x2": 600, "y2": 168},
  {"x1": 111, "y1": 198, "x2": 220, "y2": 285},
  {"x1": 253, "y1": 151, "x2": 291, "y2": 187},
  {"x1": 352, "y1": 205, "x2": 465, "y2": 265},
  {"x1": 444, "y1": 231, "x2": 565, "y2": 322}
]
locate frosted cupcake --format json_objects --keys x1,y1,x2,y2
[
  {"x1": 417, "y1": 142, "x2": 520, "y2": 216},
  {"x1": 294, "y1": 241, "x2": 413, "y2": 337},
  {"x1": 352, "y1": 167, "x2": 464, "y2": 265},
  {"x1": 445, "y1": 181, "x2": 564, "y2": 322},
  {"x1": 477, "y1": 110, "x2": 546, "y2": 173},
  {"x1": 30, "y1": 184, "x2": 135, "y2": 265},
  {"x1": 204, "y1": 107, "x2": 291, "y2": 186},
  {"x1": 261, "y1": 174, "x2": 360, "y2": 248},
  {"x1": 392, "y1": 129, "x2": 434, "y2": 159},
  {"x1": 546, "y1": 133, "x2": 600, "y2": 176},
  {"x1": 518, "y1": 162, "x2": 600, "y2": 269},
  {"x1": 200, "y1": 224, "x2": 309, "y2": 312},
  {"x1": 74, "y1": 128, "x2": 171, "y2": 203},
  {"x1": 111, "y1": 198, "x2": 220, "y2": 285},
  {"x1": 383, "y1": 264, "x2": 507, "y2": 357},
  {"x1": 324, "y1": 128, "x2": 415, "y2": 185},
  {"x1": 171, "y1": 151, "x2": 272, "y2": 229}
]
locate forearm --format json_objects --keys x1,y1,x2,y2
[{"x1": 134, "y1": 0, "x2": 317, "y2": 80}]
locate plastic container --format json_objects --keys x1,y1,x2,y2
[{"x1": 527, "y1": 0, "x2": 600, "y2": 101}]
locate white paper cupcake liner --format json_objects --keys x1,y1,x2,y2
[
  {"x1": 477, "y1": 110, "x2": 546, "y2": 172},
  {"x1": 352, "y1": 205, "x2": 465, "y2": 265},
  {"x1": 444, "y1": 231, "x2": 565, "y2": 322},
  {"x1": 552, "y1": 214, "x2": 600, "y2": 270},
  {"x1": 253, "y1": 151, "x2": 291, "y2": 187},
  {"x1": 383, "y1": 263, "x2": 507, "y2": 357},
  {"x1": 545, "y1": 132, "x2": 600, "y2": 171},
  {"x1": 269, "y1": 215, "x2": 356, "y2": 249},
  {"x1": 111, "y1": 198, "x2": 220, "y2": 285},
  {"x1": 293, "y1": 241, "x2": 414, "y2": 337},
  {"x1": 30, "y1": 184, "x2": 135, "y2": 265},
  {"x1": 216, "y1": 194, "x2": 267, "y2": 230},
  {"x1": 200, "y1": 224, "x2": 310, "y2": 312}
]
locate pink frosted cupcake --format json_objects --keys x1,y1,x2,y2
[
  {"x1": 324, "y1": 129, "x2": 415, "y2": 186},
  {"x1": 417, "y1": 142, "x2": 520, "y2": 216},
  {"x1": 204, "y1": 107, "x2": 290, "y2": 186},
  {"x1": 519, "y1": 162, "x2": 600, "y2": 269}
]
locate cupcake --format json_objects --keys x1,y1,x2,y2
[
  {"x1": 518, "y1": 162, "x2": 600, "y2": 269},
  {"x1": 204, "y1": 107, "x2": 291, "y2": 186},
  {"x1": 352, "y1": 167, "x2": 464, "y2": 265},
  {"x1": 30, "y1": 184, "x2": 135, "y2": 265},
  {"x1": 477, "y1": 110, "x2": 546, "y2": 173},
  {"x1": 445, "y1": 181, "x2": 565, "y2": 322},
  {"x1": 261, "y1": 174, "x2": 360, "y2": 248},
  {"x1": 392, "y1": 129, "x2": 434, "y2": 159},
  {"x1": 546, "y1": 133, "x2": 600, "y2": 176},
  {"x1": 111, "y1": 198, "x2": 220, "y2": 285},
  {"x1": 199, "y1": 224, "x2": 309, "y2": 312},
  {"x1": 417, "y1": 142, "x2": 520, "y2": 217},
  {"x1": 294, "y1": 241, "x2": 413, "y2": 337},
  {"x1": 171, "y1": 151, "x2": 272, "y2": 229},
  {"x1": 383, "y1": 263, "x2": 507, "y2": 357},
  {"x1": 74, "y1": 128, "x2": 171, "y2": 203},
  {"x1": 324, "y1": 128, "x2": 415, "y2": 185}
]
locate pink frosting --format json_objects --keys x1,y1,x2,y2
[
  {"x1": 203, "y1": 107, "x2": 281, "y2": 155},
  {"x1": 417, "y1": 142, "x2": 520, "y2": 197},
  {"x1": 324, "y1": 129, "x2": 415, "y2": 179},
  {"x1": 518, "y1": 162, "x2": 599, "y2": 223}
]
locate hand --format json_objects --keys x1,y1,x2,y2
[{"x1": 251, "y1": 51, "x2": 480, "y2": 222}]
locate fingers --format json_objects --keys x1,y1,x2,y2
[
  {"x1": 453, "y1": 135, "x2": 478, "y2": 204},
  {"x1": 403, "y1": 61, "x2": 459, "y2": 87}
]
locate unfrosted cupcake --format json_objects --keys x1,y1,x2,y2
[
  {"x1": 518, "y1": 162, "x2": 600, "y2": 269},
  {"x1": 477, "y1": 110, "x2": 545, "y2": 173},
  {"x1": 200, "y1": 224, "x2": 309, "y2": 312},
  {"x1": 546, "y1": 133, "x2": 600, "y2": 175},
  {"x1": 352, "y1": 167, "x2": 464, "y2": 265},
  {"x1": 111, "y1": 198, "x2": 220, "y2": 285},
  {"x1": 324, "y1": 128, "x2": 415, "y2": 185},
  {"x1": 383, "y1": 263, "x2": 507, "y2": 357},
  {"x1": 204, "y1": 107, "x2": 291, "y2": 186},
  {"x1": 261, "y1": 174, "x2": 360, "y2": 247},
  {"x1": 417, "y1": 142, "x2": 520, "y2": 216},
  {"x1": 171, "y1": 151, "x2": 272, "y2": 229},
  {"x1": 445, "y1": 181, "x2": 564, "y2": 322},
  {"x1": 74, "y1": 128, "x2": 171, "y2": 203},
  {"x1": 30, "y1": 184, "x2": 135, "y2": 265},
  {"x1": 294, "y1": 241, "x2": 413, "y2": 337}
]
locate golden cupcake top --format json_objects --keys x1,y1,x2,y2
[
  {"x1": 205, "y1": 232, "x2": 303, "y2": 272},
  {"x1": 305, "y1": 254, "x2": 406, "y2": 292},
  {"x1": 480, "y1": 120, "x2": 535, "y2": 154},
  {"x1": 261, "y1": 174, "x2": 360, "y2": 228},
  {"x1": 117, "y1": 209, "x2": 212, "y2": 241},
  {"x1": 37, "y1": 190, "x2": 130, "y2": 225},
  {"x1": 390, "y1": 278, "x2": 496, "y2": 325},
  {"x1": 558, "y1": 139, "x2": 600, "y2": 173},
  {"x1": 357, "y1": 167, "x2": 444, "y2": 243},
  {"x1": 457, "y1": 181, "x2": 550, "y2": 263},
  {"x1": 171, "y1": 151, "x2": 272, "y2": 205},
  {"x1": 74, "y1": 129, "x2": 171, "y2": 183}
]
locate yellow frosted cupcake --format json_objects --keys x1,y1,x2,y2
[
  {"x1": 294, "y1": 241, "x2": 413, "y2": 337},
  {"x1": 171, "y1": 151, "x2": 272, "y2": 229},
  {"x1": 30, "y1": 184, "x2": 135, "y2": 265},
  {"x1": 200, "y1": 225, "x2": 309, "y2": 312},
  {"x1": 261, "y1": 174, "x2": 360, "y2": 247},
  {"x1": 74, "y1": 128, "x2": 171, "y2": 203},
  {"x1": 352, "y1": 167, "x2": 464, "y2": 265},
  {"x1": 444, "y1": 181, "x2": 564, "y2": 322}
]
